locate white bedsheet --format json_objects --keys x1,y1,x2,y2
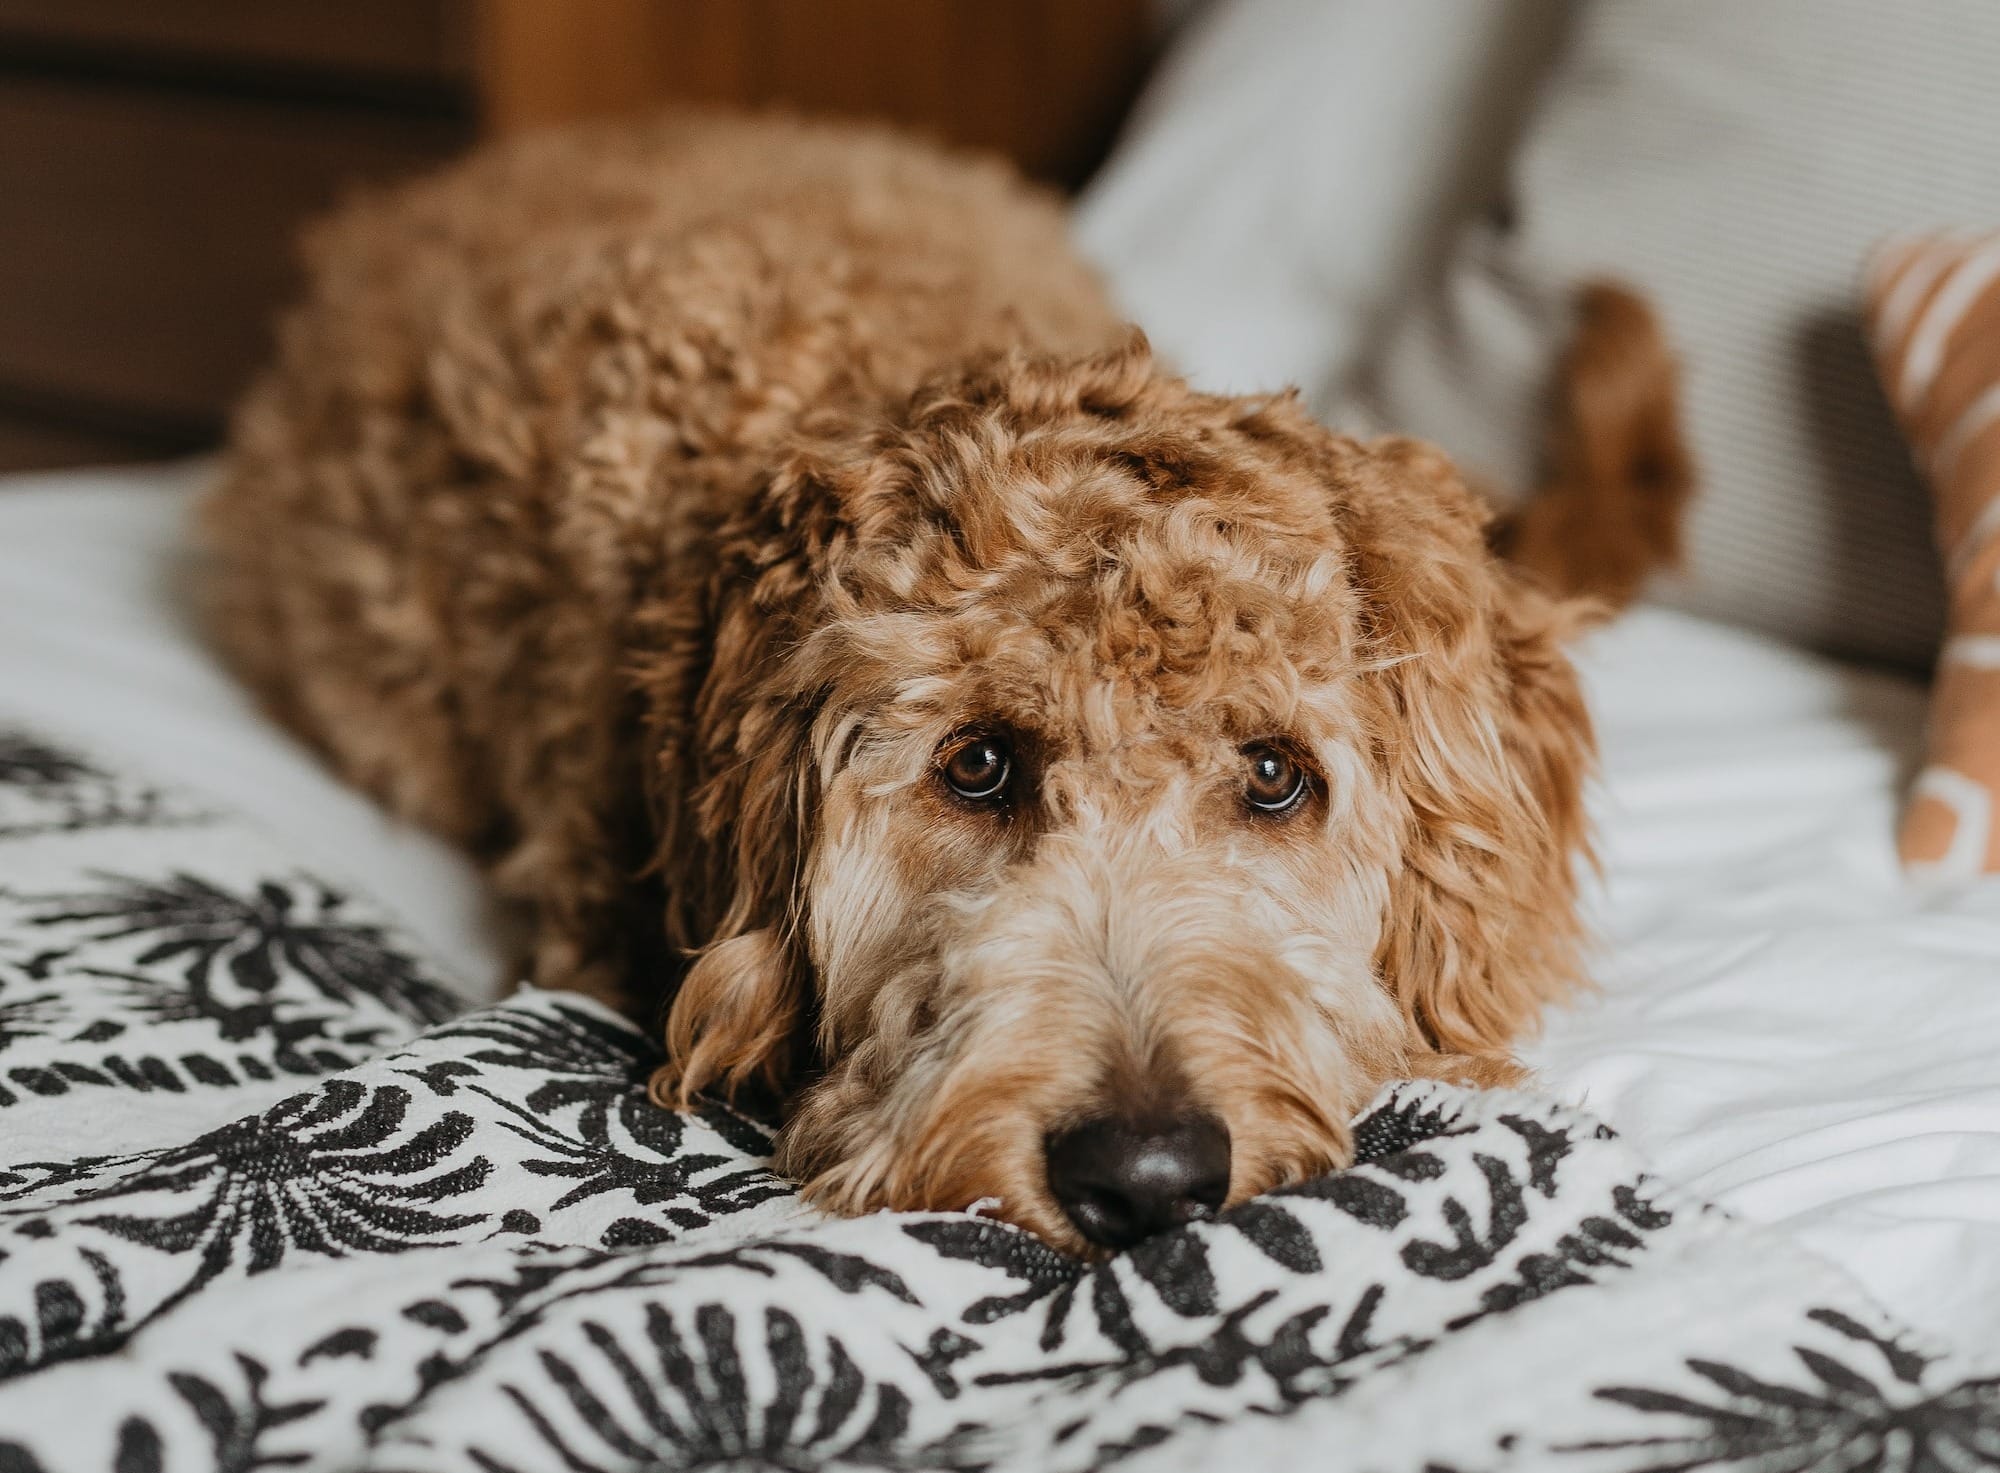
[
  {"x1": 0, "y1": 464, "x2": 512, "y2": 1001},
  {"x1": 3, "y1": 467, "x2": 1997, "y2": 1358},
  {"x1": 1539, "y1": 609, "x2": 2000, "y2": 1358}
]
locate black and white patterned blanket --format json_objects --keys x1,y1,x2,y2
[{"x1": 0, "y1": 723, "x2": 1996, "y2": 1472}]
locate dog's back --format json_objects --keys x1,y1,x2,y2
[{"x1": 203, "y1": 111, "x2": 1123, "y2": 995}]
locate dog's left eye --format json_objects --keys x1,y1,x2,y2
[
  {"x1": 1242, "y1": 744, "x2": 1307, "y2": 813},
  {"x1": 941, "y1": 735, "x2": 1013, "y2": 802}
]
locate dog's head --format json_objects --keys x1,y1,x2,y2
[{"x1": 643, "y1": 336, "x2": 1591, "y2": 1253}]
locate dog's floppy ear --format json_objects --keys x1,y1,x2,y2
[
  {"x1": 638, "y1": 431, "x2": 888, "y2": 1108},
  {"x1": 652, "y1": 927, "x2": 798, "y2": 1107},
  {"x1": 1337, "y1": 435, "x2": 1595, "y2": 1064}
]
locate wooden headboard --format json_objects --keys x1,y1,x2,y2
[
  {"x1": 480, "y1": 1, "x2": 1151, "y2": 189},
  {"x1": 0, "y1": 0, "x2": 1154, "y2": 472}
]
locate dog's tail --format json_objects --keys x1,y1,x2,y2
[{"x1": 1493, "y1": 280, "x2": 1695, "y2": 613}]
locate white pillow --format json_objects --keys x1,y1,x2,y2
[
  {"x1": 1074, "y1": 0, "x2": 1568, "y2": 398},
  {"x1": 1353, "y1": 0, "x2": 2000, "y2": 670}
]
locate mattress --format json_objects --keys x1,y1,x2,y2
[{"x1": 3, "y1": 465, "x2": 1996, "y2": 1360}]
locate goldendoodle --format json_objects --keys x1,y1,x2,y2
[{"x1": 204, "y1": 110, "x2": 1618, "y2": 1255}]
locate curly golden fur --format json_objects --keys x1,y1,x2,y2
[
  {"x1": 1498, "y1": 281, "x2": 1695, "y2": 609},
  {"x1": 204, "y1": 111, "x2": 1595, "y2": 1253}
]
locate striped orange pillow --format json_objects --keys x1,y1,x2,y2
[{"x1": 1867, "y1": 232, "x2": 2000, "y2": 875}]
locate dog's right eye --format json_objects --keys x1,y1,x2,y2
[
  {"x1": 1242, "y1": 743, "x2": 1308, "y2": 814},
  {"x1": 940, "y1": 735, "x2": 1013, "y2": 803}
]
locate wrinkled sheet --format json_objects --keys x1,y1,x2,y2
[{"x1": 1539, "y1": 608, "x2": 2000, "y2": 1356}]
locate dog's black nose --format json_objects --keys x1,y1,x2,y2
[{"x1": 1045, "y1": 1113, "x2": 1231, "y2": 1250}]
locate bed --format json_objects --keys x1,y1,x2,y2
[{"x1": 3, "y1": 465, "x2": 1997, "y2": 1468}]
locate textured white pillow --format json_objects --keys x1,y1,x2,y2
[
  {"x1": 1353, "y1": 0, "x2": 2000, "y2": 670},
  {"x1": 1074, "y1": 0, "x2": 1568, "y2": 398}
]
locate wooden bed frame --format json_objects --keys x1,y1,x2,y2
[{"x1": 0, "y1": 0, "x2": 1155, "y2": 471}]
